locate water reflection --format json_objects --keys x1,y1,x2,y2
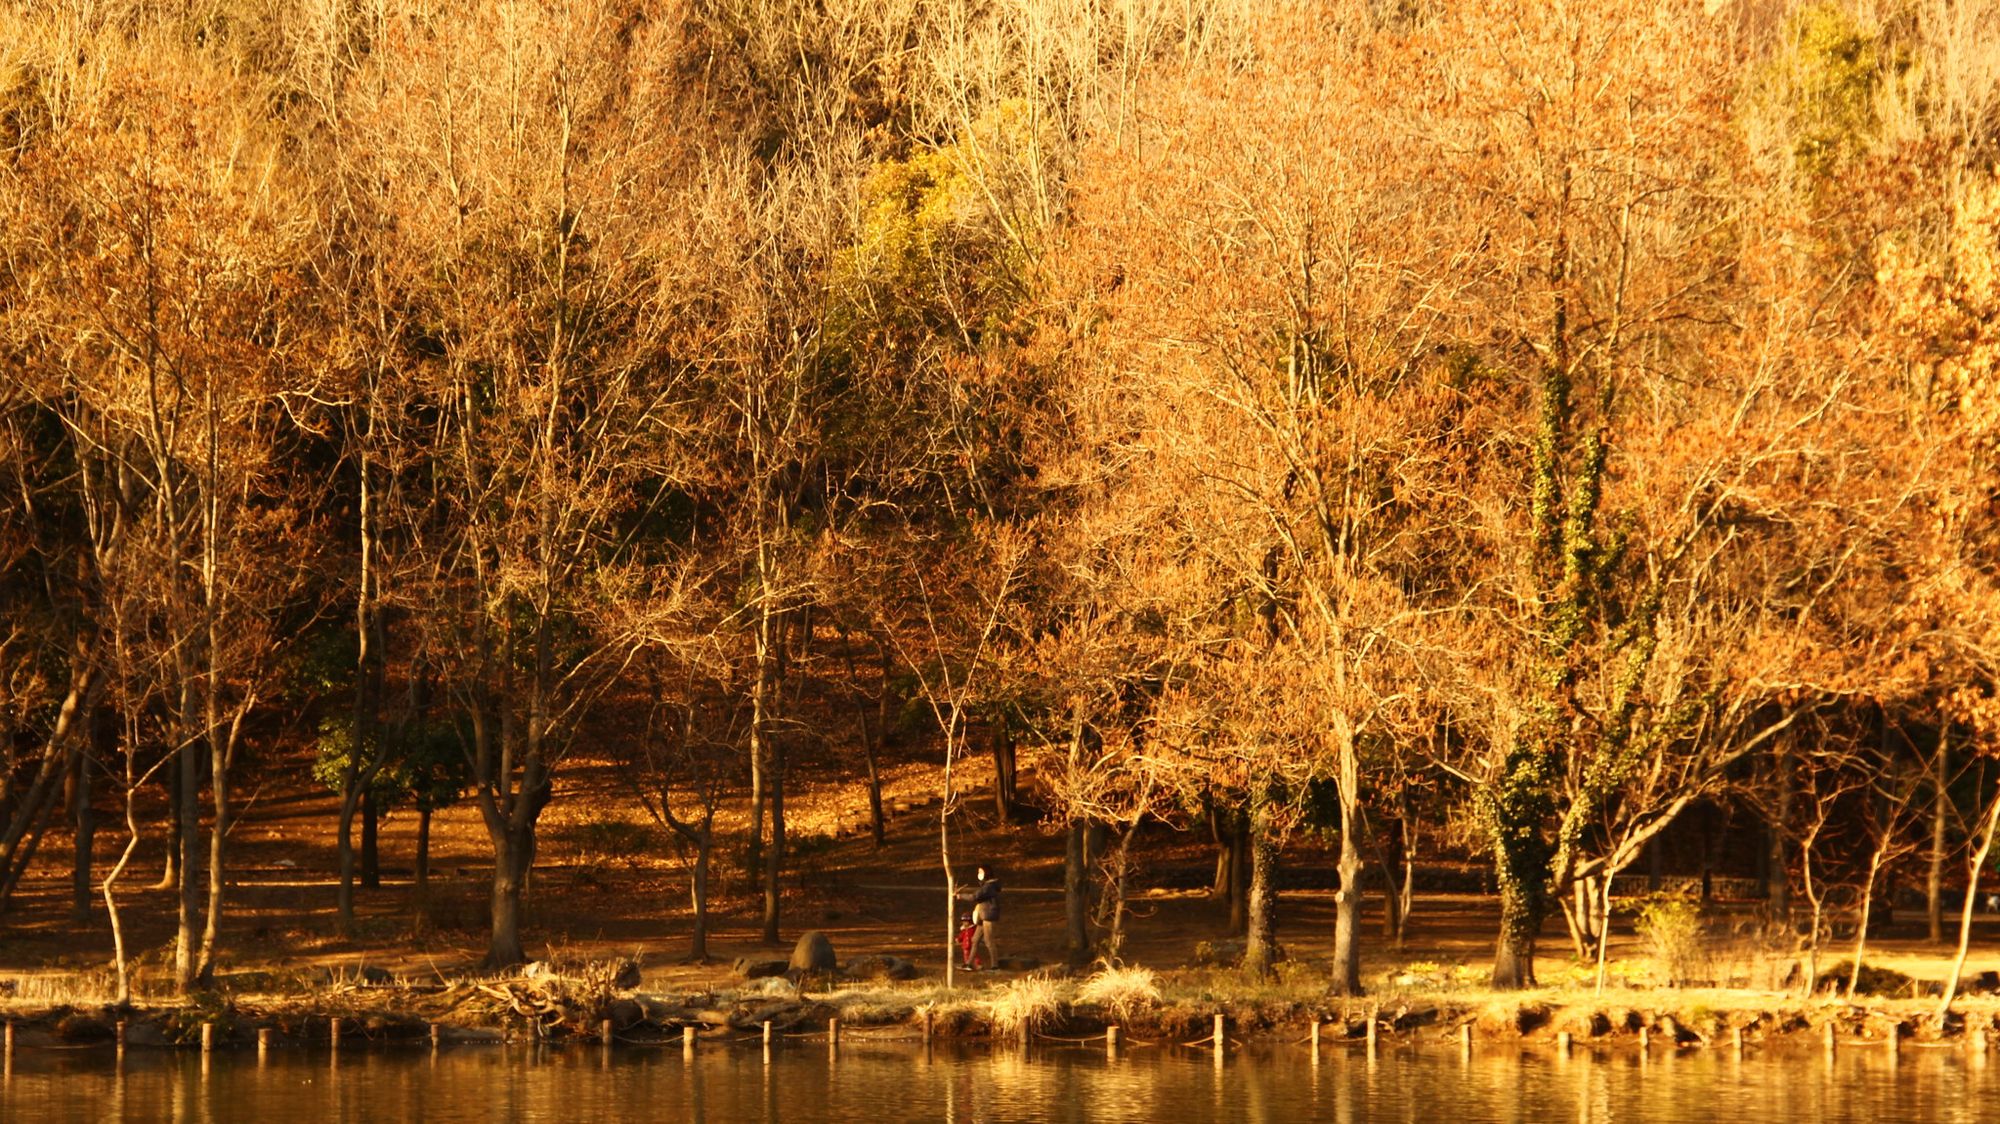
[{"x1": 2, "y1": 1037, "x2": 1995, "y2": 1123}]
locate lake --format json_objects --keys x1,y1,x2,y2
[{"x1": 1, "y1": 1034, "x2": 1991, "y2": 1122}]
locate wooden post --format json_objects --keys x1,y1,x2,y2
[
  {"x1": 258, "y1": 1027, "x2": 272, "y2": 1062},
  {"x1": 828, "y1": 1016, "x2": 840, "y2": 1056},
  {"x1": 1886, "y1": 1025, "x2": 1900, "y2": 1064},
  {"x1": 330, "y1": 1017, "x2": 342, "y2": 1054},
  {"x1": 1213, "y1": 1013, "x2": 1225, "y2": 1053},
  {"x1": 201, "y1": 1023, "x2": 214, "y2": 1053},
  {"x1": 3, "y1": 1022, "x2": 13, "y2": 1058},
  {"x1": 1365, "y1": 1009, "x2": 1379, "y2": 1059},
  {"x1": 1732, "y1": 1025, "x2": 1743, "y2": 1056},
  {"x1": 1107, "y1": 1026, "x2": 1119, "y2": 1057},
  {"x1": 683, "y1": 1025, "x2": 696, "y2": 1058},
  {"x1": 115, "y1": 1019, "x2": 127, "y2": 1055},
  {"x1": 1823, "y1": 1021, "x2": 1836, "y2": 1059},
  {"x1": 1639, "y1": 1026, "x2": 1651, "y2": 1052},
  {"x1": 1557, "y1": 1031, "x2": 1572, "y2": 1058},
  {"x1": 429, "y1": 1023, "x2": 441, "y2": 1050},
  {"x1": 1310, "y1": 1020, "x2": 1321, "y2": 1065},
  {"x1": 602, "y1": 1019, "x2": 615, "y2": 1047},
  {"x1": 763, "y1": 1020, "x2": 773, "y2": 1048},
  {"x1": 1459, "y1": 1022, "x2": 1472, "y2": 1059},
  {"x1": 922, "y1": 1009, "x2": 933, "y2": 1041},
  {"x1": 1974, "y1": 1027, "x2": 1990, "y2": 1057}
]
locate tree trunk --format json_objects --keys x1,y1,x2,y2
[
  {"x1": 361, "y1": 788, "x2": 380, "y2": 889},
  {"x1": 1938, "y1": 778, "x2": 2000, "y2": 1021},
  {"x1": 487, "y1": 834, "x2": 527, "y2": 968},
  {"x1": 155, "y1": 766, "x2": 178, "y2": 892},
  {"x1": 343, "y1": 444, "x2": 380, "y2": 928},
  {"x1": 688, "y1": 833, "x2": 712, "y2": 963},
  {"x1": 842, "y1": 633, "x2": 889, "y2": 848},
  {"x1": 1396, "y1": 815, "x2": 1416, "y2": 946},
  {"x1": 1227, "y1": 811, "x2": 1250, "y2": 936},
  {"x1": 174, "y1": 731, "x2": 199, "y2": 991},
  {"x1": 336, "y1": 786, "x2": 361, "y2": 934},
  {"x1": 69, "y1": 727, "x2": 94, "y2": 926},
  {"x1": 1928, "y1": 733, "x2": 1950, "y2": 943},
  {"x1": 413, "y1": 805, "x2": 432, "y2": 922},
  {"x1": 1848, "y1": 848, "x2": 1887, "y2": 1000},
  {"x1": 1492, "y1": 857, "x2": 1541, "y2": 989},
  {"x1": 1768, "y1": 746, "x2": 1791, "y2": 927},
  {"x1": 1379, "y1": 814, "x2": 1404, "y2": 944},
  {"x1": 1104, "y1": 821, "x2": 1138, "y2": 961},
  {"x1": 762, "y1": 738, "x2": 786, "y2": 945},
  {"x1": 991, "y1": 722, "x2": 1016, "y2": 822},
  {"x1": 1242, "y1": 797, "x2": 1278, "y2": 978},
  {"x1": 870, "y1": 642, "x2": 893, "y2": 845},
  {"x1": 747, "y1": 727, "x2": 765, "y2": 874},
  {"x1": 1209, "y1": 801, "x2": 1235, "y2": 901},
  {"x1": 1064, "y1": 819, "x2": 1091, "y2": 966},
  {"x1": 1330, "y1": 793, "x2": 1364, "y2": 996},
  {"x1": 104, "y1": 753, "x2": 145, "y2": 1005},
  {"x1": 195, "y1": 706, "x2": 231, "y2": 984}
]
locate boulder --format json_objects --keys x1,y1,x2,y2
[
  {"x1": 845, "y1": 955, "x2": 918, "y2": 981},
  {"x1": 734, "y1": 957, "x2": 789, "y2": 980},
  {"x1": 790, "y1": 931, "x2": 838, "y2": 973},
  {"x1": 1555, "y1": 1008, "x2": 1610, "y2": 1038}
]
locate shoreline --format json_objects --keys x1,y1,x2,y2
[{"x1": 7, "y1": 977, "x2": 2000, "y2": 1057}]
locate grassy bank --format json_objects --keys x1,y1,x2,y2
[{"x1": 9, "y1": 959, "x2": 2000, "y2": 1059}]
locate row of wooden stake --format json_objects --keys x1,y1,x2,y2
[{"x1": 3, "y1": 1016, "x2": 1991, "y2": 1064}]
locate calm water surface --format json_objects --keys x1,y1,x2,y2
[{"x1": 1, "y1": 1037, "x2": 1992, "y2": 1122}]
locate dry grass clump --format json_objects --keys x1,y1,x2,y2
[
  {"x1": 2, "y1": 969, "x2": 119, "y2": 1008},
  {"x1": 1076, "y1": 965, "x2": 1161, "y2": 1023},
  {"x1": 986, "y1": 975, "x2": 1065, "y2": 1038}
]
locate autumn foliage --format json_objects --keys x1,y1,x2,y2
[{"x1": 0, "y1": 0, "x2": 1996, "y2": 995}]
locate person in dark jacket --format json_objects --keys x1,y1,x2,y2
[{"x1": 964, "y1": 866, "x2": 1001, "y2": 970}]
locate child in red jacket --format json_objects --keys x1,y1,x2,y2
[{"x1": 956, "y1": 914, "x2": 981, "y2": 970}]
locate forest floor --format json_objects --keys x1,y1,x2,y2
[{"x1": 5, "y1": 743, "x2": 2000, "y2": 1047}]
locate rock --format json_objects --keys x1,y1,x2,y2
[
  {"x1": 1657, "y1": 1014, "x2": 1701, "y2": 1045},
  {"x1": 54, "y1": 1013, "x2": 114, "y2": 1042},
  {"x1": 1557, "y1": 1009, "x2": 1611, "y2": 1038},
  {"x1": 1389, "y1": 1006, "x2": 1441, "y2": 1032},
  {"x1": 845, "y1": 955, "x2": 918, "y2": 981},
  {"x1": 734, "y1": 957, "x2": 790, "y2": 980},
  {"x1": 790, "y1": 931, "x2": 838, "y2": 973},
  {"x1": 1476, "y1": 1002, "x2": 1550, "y2": 1035},
  {"x1": 995, "y1": 956, "x2": 1040, "y2": 972}
]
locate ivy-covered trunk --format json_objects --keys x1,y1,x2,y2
[{"x1": 1488, "y1": 728, "x2": 1558, "y2": 989}]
